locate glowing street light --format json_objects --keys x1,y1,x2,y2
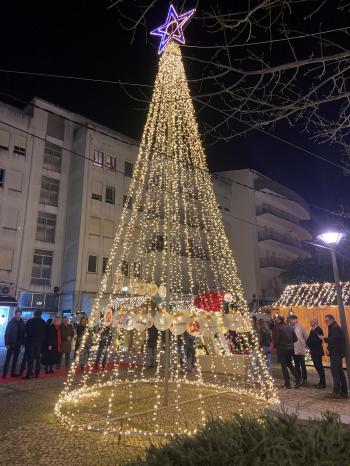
[{"x1": 317, "y1": 230, "x2": 350, "y2": 391}]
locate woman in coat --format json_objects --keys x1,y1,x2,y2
[{"x1": 43, "y1": 317, "x2": 62, "y2": 373}]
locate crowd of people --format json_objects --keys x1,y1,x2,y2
[{"x1": 2, "y1": 309, "x2": 349, "y2": 399}]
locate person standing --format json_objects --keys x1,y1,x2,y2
[
  {"x1": 23, "y1": 310, "x2": 46, "y2": 379},
  {"x1": 74, "y1": 316, "x2": 88, "y2": 357},
  {"x1": 306, "y1": 319, "x2": 326, "y2": 388},
  {"x1": 95, "y1": 326, "x2": 112, "y2": 369},
  {"x1": 42, "y1": 317, "x2": 62, "y2": 373},
  {"x1": 146, "y1": 325, "x2": 158, "y2": 369},
  {"x1": 257, "y1": 318, "x2": 273, "y2": 376},
  {"x1": 2, "y1": 310, "x2": 25, "y2": 378},
  {"x1": 290, "y1": 315, "x2": 308, "y2": 384},
  {"x1": 59, "y1": 317, "x2": 74, "y2": 370},
  {"x1": 272, "y1": 315, "x2": 301, "y2": 389},
  {"x1": 319, "y1": 314, "x2": 348, "y2": 398}
]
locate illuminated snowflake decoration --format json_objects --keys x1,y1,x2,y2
[{"x1": 150, "y1": 4, "x2": 195, "y2": 54}]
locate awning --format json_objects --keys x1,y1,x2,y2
[{"x1": 0, "y1": 296, "x2": 18, "y2": 306}]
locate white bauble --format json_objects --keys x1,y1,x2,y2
[
  {"x1": 153, "y1": 311, "x2": 170, "y2": 331},
  {"x1": 169, "y1": 314, "x2": 189, "y2": 335},
  {"x1": 134, "y1": 313, "x2": 148, "y2": 332},
  {"x1": 146, "y1": 282, "x2": 159, "y2": 297},
  {"x1": 158, "y1": 284, "x2": 167, "y2": 299},
  {"x1": 103, "y1": 306, "x2": 113, "y2": 327},
  {"x1": 120, "y1": 313, "x2": 135, "y2": 330},
  {"x1": 224, "y1": 292, "x2": 233, "y2": 303}
]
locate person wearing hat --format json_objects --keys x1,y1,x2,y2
[{"x1": 290, "y1": 315, "x2": 308, "y2": 384}]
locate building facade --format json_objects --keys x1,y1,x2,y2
[
  {"x1": 214, "y1": 169, "x2": 311, "y2": 305},
  {"x1": 0, "y1": 98, "x2": 311, "y2": 343}
]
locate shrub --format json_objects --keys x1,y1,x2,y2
[{"x1": 125, "y1": 411, "x2": 350, "y2": 466}]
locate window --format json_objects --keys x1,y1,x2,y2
[
  {"x1": 31, "y1": 249, "x2": 53, "y2": 286},
  {"x1": 13, "y1": 135, "x2": 27, "y2": 156},
  {"x1": 6, "y1": 170, "x2": 23, "y2": 192},
  {"x1": 0, "y1": 129, "x2": 10, "y2": 150},
  {"x1": 133, "y1": 262, "x2": 141, "y2": 278},
  {"x1": 91, "y1": 180, "x2": 103, "y2": 201},
  {"x1": 0, "y1": 248, "x2": 13, "y2": 271},
  {"x1": 102, "y1": 257, "x2": 109, "y2": 274},
  {"x1": 40, "y1": 176, "x2": 59, "y2": 206},
  {"x1": 106, "y1": 155, "x2": 116, "y2": 171},
  {"x1": 123, "y1": 195, "x2": 132, "y2": 209},
  {"x1": 36, "y1": 212, "x2": 56, "y2": 242},
  {"x1": 146, "y1": 234, "x2": 164, "y2": 252},
  {"x1": 124, "y1": 161, "x2": 134, "y2": 177},
  {"x1": 105, "y1": 186, "x2": 115, "y2": 204},
  {"x1": 3, "y1": 208, "x2": 18, "y2": 230},
  {"x1": 88, "y1": 255, "x2": 97, "y2": 273},
  {"x1": 89, "y1": 217, "x2": 101, "y2": 236},
  {"x1": 0, "y1": 168, "x2": 5, "y2": 187},
  {"x1": 47, "y1": 114, "x2": 65, "y2": 140},
  {"x1": 43, "y1": 142, "x2": 62, "y2": 172},
  {"x1": 94, "y1": 150, "x2": 104, "y2": 167},
  {"x1": 121, "y1": 260, "x2": 129, "y2": 277}
]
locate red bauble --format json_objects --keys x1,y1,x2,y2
[{"x1": 193, "y1": 291, "x2": 224, "y2": 313}]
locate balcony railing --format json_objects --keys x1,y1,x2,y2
[
  {"x1": 256, "y1": 204, "x2": 301, "y2": 225},
  {"x1": 260, "y1": 257, "x2": 290, "y2": 269},
  {"x1": 258, "y1": 229, "x2": 302, "y2": 248}
]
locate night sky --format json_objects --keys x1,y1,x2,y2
[{"x1": 0, "y1": 1, "x2": 348, "y2": 234}]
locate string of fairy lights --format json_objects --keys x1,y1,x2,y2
[
  {"x1": 55, "y1": 36, "x2": 277, "y2": 437},
  {"x1": 274, "y1": 282, "x2": 350, "y2": 307}
]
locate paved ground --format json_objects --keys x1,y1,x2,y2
[{"x1": 1, "y1": 352, "x2": 350, "y2": 466}]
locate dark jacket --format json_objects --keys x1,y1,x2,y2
[
  {"x1": 306, "y1": 326, "x2": 324, "y2": 356},
  {"x1": 25, "y1": 317, "x2": 46, "y2": 343},
  {"x1": 60, "y1": 323, "x2": 74, "y2": 353},
  {"x1": 272, "y1": 322, "x2": 297, "y2": 352},
  {"x1": 5, "y1": 317, "x2": 25, "y2": 347},
  {"x1": 42, "y1": 324, "x2": 60, "y2": 365},
  {"x1": 259, "y1": 327, "x2": 272, "y2": 348},
  {"x1": 325, "y1": 321, "x2": 345, "y2": 357}
]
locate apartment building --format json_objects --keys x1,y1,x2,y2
[{"x1": 214, "y1": 169, "x2": 311, "y2": 304}]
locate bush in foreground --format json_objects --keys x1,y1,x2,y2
[{"x1": 126, "y1": 411, "x2": 350, "y2": 466}]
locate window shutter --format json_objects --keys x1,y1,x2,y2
[
  {"x1": 3, "y1": 207, "x2": 18, "y2": 230},
  {"x1": 103, "y1": 220, "x2": 114, "y2": 238},
  {"x1": 92, "y1": 180, "x2": 103, "y2": 195},
  {"x1": 0, "y1": 248, "x2": 13, "y2": 270},
  {"x1": 6, "y1": 170, "x2": 23, "y2": 192},
  {"x1": 0, "y1": 129, "x2": 10, "y2": 149},
  {"x1": 14, "y1": 134, "x2": 26, "y2": 150},
  {"x1": 89, "y1": 217, "x2": 101, "y2": 236}
]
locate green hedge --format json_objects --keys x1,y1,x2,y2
[{"x1": 126, "y1": 412, "x2": 350, "y2": 466}]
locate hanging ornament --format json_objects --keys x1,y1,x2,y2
[
  {"x1": 129, "y1": 279, "x2": 141, "y2": 295},
  {"x1": 145, "y1": 314, "x2": 154, "y2": 328},
  {"x1": 114, "y1": 272, "x2": 124, "y2": 292},
  {"x1": 134, "y1": 313, "x2": 149, "y2": 332},
  {"x1": 120, "y1": 313, "x2": 136, "y2": 331},
  {"x1": 224, "y1": 292, "x2": 233, "y2": 303},
  {"x1": 138, "y1": 280, "x2": 147, "y2": 296},
  {"x1": 194, "y1": 291, "x2": 224, "y2": 313},
  {"x1": 169, "y1": 313, "x2": 189, "y2": 335},
  {"x1": 158, "y1": 284, "x2": 167, "y2": 299},
  {"x1": 214, "y1": 314, "x2": 229, "y2": 334},
  {"x1": 103, "y1": 306, "x2": 113, "y2": 327},
  {"x1": 146, "y1": 282, "x2": 159, "y2": 297},
  {"x1": 187, "y1": 317, "x2": 202, "y2": 336},
  {"x1": 153, "y1": 311, "x2": 170, "y2": 331},
  {"x1": 200, "y1": 316, "x2": 217, "y2": 337}
]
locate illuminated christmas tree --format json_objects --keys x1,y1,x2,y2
[{"x1": 56, "y1": 5, "x2": 277, "y2": 437}]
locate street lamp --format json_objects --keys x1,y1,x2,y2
[{"x1": 317, "y1": 230, "x2": 350, "y2": 388}]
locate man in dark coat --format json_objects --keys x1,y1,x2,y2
[
  {"x1": 2, "y1": 310, "x2": 25, "y2": 378},
  {"x1": 272, "y1": 315, "x2": 301, "y2": 389},
  {"x1": 319, "y1": 314, "x2": 348, "y2": 398},
  {"x1": 306, "y1": 318, "x2": 326, "y2": 388},
  {"x1": 23, "y1": 310, "x2": 46, "y2": 379}
]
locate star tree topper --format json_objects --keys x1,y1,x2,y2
[{"x1": 150, "y1": 4, "x2": 195, "y2": 54}]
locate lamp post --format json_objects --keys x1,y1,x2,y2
[{"x1": 317, "y1": 231, "x2": 350, "y2": 388}]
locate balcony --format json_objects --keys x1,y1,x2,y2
[
  {"x1": 256, "y1": 204, "x2": 300, "y2": 225},
  {"x1": 260, "y1": 257, "x2": 290, "y2": 269},
  {"x1": 258, "y1": 229, "x2": 302, "y2": 248}
]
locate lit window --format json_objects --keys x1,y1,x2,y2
[
  {"x1": 106, "y1": 155, "x2": 117, "y2": 171},
  {"x1": 88, "y1": 255, "x2": 97, "y2": 273},
  {"x1": 124, "y1": 161, "x2": 134, "y2": 177},
  {"x1": 105, "y1": 186, "x2": 115, "y2": 204},
  {"x1": 94, "y1": 150, "x2": 104, "y2": 167}
]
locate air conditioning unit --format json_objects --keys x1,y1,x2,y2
[{"x1": 0, "y1": 283, "x2": 14, "y2": 297}]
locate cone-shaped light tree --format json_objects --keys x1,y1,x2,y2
[{"x1": 55, "y1": 6, "x2": 277, "y2": 437}]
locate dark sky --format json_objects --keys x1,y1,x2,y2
[{"x1": 0, "y1": 1, "x2": 348, "y2": 233}]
